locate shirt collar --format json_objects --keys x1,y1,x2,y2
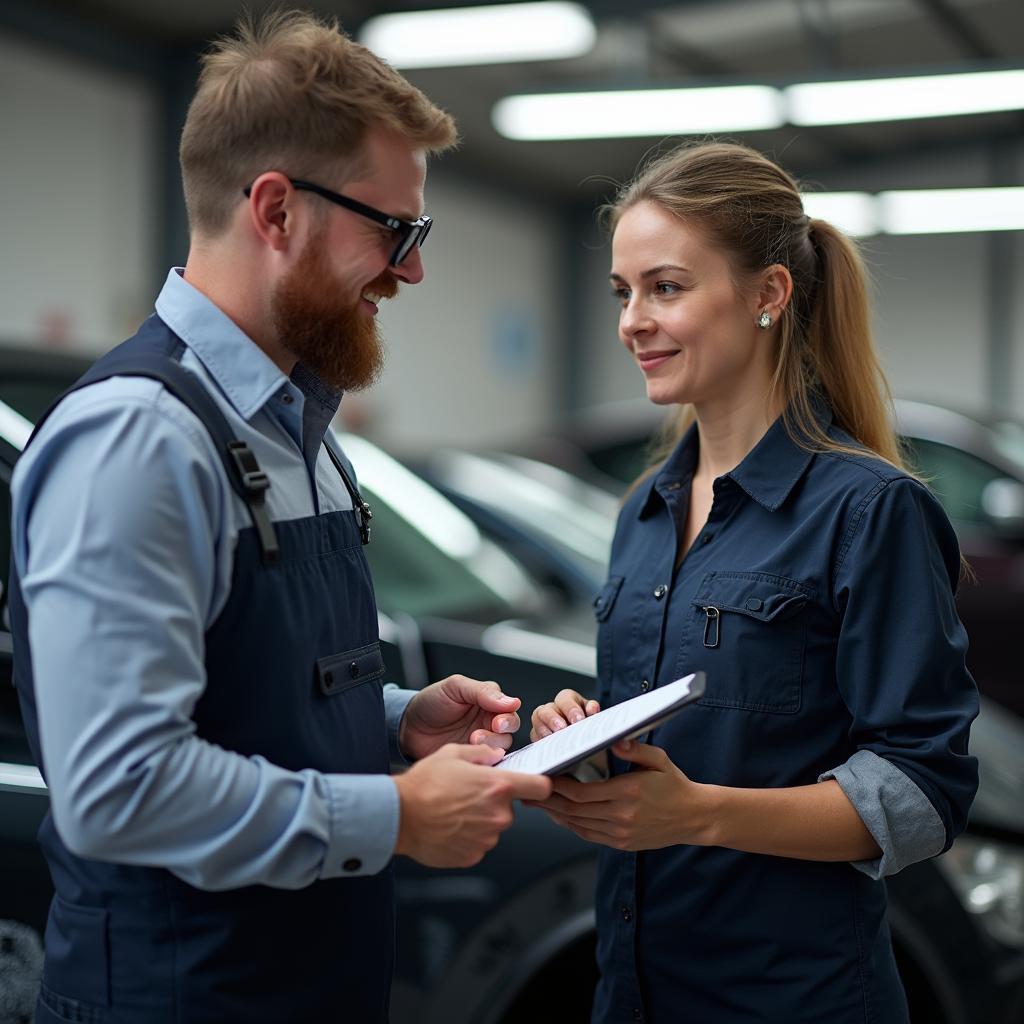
[
  {"x1": 154, "y1": 268, "x2": 293, "y2": 422},
  {"x1": 638, "y1": 399, "x2": 832, "y2": 518},
  {"x1": 638, "y1": 421, "x2": 699, "y2": 519},
  {"x1": 726, "y1": 405, "x2": 826, "y2": 511}
]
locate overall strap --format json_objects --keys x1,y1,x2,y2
[
  {"x1": 28, "y1": 316, "x2": 280, "y2": 564},
  {"x1": 322, "y1": 431, "x2": 373, "y2": 545}
]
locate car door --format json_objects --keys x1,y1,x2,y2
[{"x1": 904, "y1": 436, "x2": 1024, "y2": 719}]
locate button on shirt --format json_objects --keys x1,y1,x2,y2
[
  {"x1": 591, "y1": 412, "x2": 978, "y2": 1024},
  {"x1": 12, "y1": 268, "x2": 415, "y2": 889}
]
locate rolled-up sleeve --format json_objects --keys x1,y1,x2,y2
[
  {"x1": 830, "y1": 476, "x2": 979, "y2": 877},
  {"x1": 13, "y1": 387, "x2": 400, "y2": 889}
]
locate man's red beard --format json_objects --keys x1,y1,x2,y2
[{"x1": 271, "y1": 232, "x2": 396, "y2": 392}]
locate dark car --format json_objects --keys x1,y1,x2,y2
[{"x1": 2, "y1": 359, "x2": 1024, "y2": 1023}]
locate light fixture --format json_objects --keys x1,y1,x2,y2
[
  {"x1": 880, "y1": 187, "x2": 1024, "y2": 234},
  {"x1": 798, "y1": 189, "x2": 1024, "y2": 236},
  {"x1": 492, "y1": 85, "x2": 784, "y2": 140},
  {"x1": 0, "y1": 398, "x2": 32, "y2": 451},
  {"x1": 786, "y1": 68, "x2": 1024, "y2": 126},
  {"x1": 359, "y1": 2, "x2": 596, "y2": 69},
  {"x1": 801, "y1": 192, "x2": 878, "y2": 237},
  {"x1": 494, "y1": 67, "x2": 1024, "y2": 141}
]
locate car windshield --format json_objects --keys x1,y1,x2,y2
[
  {"x1": 424, "y1": 449, "x2": 616, "y2": 581},
  {"x1": 337, "y1": 434, "x2": 544, "y2": 621}
]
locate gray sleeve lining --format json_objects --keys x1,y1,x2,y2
[{"x1": 819, "y1": 749, "x2": 946, "y2": 879}]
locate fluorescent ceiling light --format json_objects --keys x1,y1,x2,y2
[
  {"x1": 493, "y1": 86, "x2": 784, "y2": 140},
  {"x1": 786, "y1": 69, "x2": 1024, "y2": 126},
  {"x1": 797, "y1": 189, "x2": 1024, "y2": 237},
  {"x1": 360, "y1": 2, "x2": 596, "y2": 69},
  {"x1": 801, "y1": 192, "x2": 878, "y2": 237},
  {"x1": 880, "y1": 188, "x2": 1024, "y2": 234},
  {"x1": 0, "y1": 398, "x2": 32, "y2": 451},
  {"x1": 495, "y1": 68, "x2": 1024, "y2": 141}
]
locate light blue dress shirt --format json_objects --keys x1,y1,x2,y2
[{"x1": 12, "y1": 268, "x2": 416, "y2": 889}]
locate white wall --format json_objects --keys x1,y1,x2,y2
[
  {"x1": 365, "y1": 175, "x2": 561, "y2": 451},
  {"x1": 0, "y1": 35, "x2": 158, "y2": 353}
]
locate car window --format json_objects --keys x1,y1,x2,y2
[
  {"x1": 992, "y1": 420, "x2": 1024, "y2": 477},
  {"x1": 360, "y1": 481, "x2": 526, "y2": 621},
  {"x1": 904, "y1": 437, "x2": 1007, "y2": 524},
  {"x1": 338, "y1": 434, "x2": 544, "y2": 623}
]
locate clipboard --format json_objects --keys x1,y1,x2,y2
[{"x1": 495, "y1": 672, "x2": 705, "y2": 780}]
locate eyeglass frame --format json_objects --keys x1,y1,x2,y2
[{"x1": 242, "y1": 177, "x2": 432, "y2": 267}]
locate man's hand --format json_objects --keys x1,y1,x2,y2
[
  {"x1": 393, "y1": 744, "x2": 553, "y2": 868},
  {"x1": 399, "y1": 674, "x2": 522, "y2": 761}
]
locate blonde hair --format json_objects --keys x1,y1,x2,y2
[
  {"x1": 180, "y1": 10, "x2": 458, "y2": 237},
  {"x1": 605, "y1": 141, "x2": 907, "y2": 474}
]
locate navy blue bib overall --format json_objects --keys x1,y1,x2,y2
[{"x1": 11, "y1": 318, "x2": 394, "y2": 1022}]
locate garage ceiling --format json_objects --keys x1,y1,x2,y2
[{"x1": 29, "y1": 0, "x2": 1024, "y2": 200}]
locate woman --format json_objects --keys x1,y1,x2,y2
[{"x1": 530, "y1": 142, "x2": 978, "y2": 1024}]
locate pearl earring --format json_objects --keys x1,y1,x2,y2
[{"x1": 757, "y1": 310, "x2": 773, "y2": 330}]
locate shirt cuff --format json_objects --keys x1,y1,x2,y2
[
  {"x1": 819, "y1": 749, "x2": 946, "y2": 880},
  {"x1": 384, "y1": 684, "x2": 417, "y2": 767},
  {"x1": 319, "y1": 773, "x2": 400, "y2": 879}
]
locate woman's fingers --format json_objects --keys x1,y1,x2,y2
[{"x1": 530, "y1": 690, "x2": 601, "y2": 741}]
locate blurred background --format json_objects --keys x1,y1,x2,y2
[
  {"x1": 0, "y1": 0, "x2": 1022, "y2": 451},
  {"x1": 2, "y1": 3, "x2": 1024, "y2": 1022}
]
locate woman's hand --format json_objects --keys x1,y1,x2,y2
[
  {"x1": 530, "y1": 689, "x2": 601, "y2": 740},
  {"x1": 531, "y1": 739, "x2": 716, "y2": 851}
]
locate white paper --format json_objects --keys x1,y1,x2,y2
[{"x1": 495, "y1": 673, "x2": 697, "y2": 776}]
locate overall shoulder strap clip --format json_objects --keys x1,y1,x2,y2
[{"x1": 226, "y1": 441, "x2": 278, "y2": 563}]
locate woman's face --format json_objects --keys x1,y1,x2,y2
[{"x1": 610, "y1": 201, "x2": 774, "y2": 412}]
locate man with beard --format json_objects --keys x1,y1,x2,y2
[{"x1": 8, "y1": 11, "x2": 551, "y2": 1023}]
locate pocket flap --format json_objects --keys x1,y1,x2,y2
[
  {"x1": 692, "y1": 572, "x2": 811, "y2": 621},
  {"x1": 317, "y1": 642, "x2": 385, "y2": 696},
  {"x1": 593, "y1": 575, "x2": 625, "y2": 622}
]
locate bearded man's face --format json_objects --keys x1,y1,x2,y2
[{"x1": 271, "y1": 229, "x2": 396, "y2": 392}]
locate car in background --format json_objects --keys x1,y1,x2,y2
[
  {"x1": 2, "y1": 355, "x2": 1024, "y2": 1023},
  {"x1": 415, "y1": 448, "x2": 617, "y2": 606}
]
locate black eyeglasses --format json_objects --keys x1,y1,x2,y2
[{"x1": 243, "y1": 178, "x2": 432, "y2": 267}]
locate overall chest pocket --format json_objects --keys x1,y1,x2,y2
[
  {"x1": 690, "y1": 571, "x2": 811, "y2": 714},
  {"x1": 316, "y1": 641, "x2": 386, "y2": 697}
]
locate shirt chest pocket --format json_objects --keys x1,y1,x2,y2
[
  {"x1": 690, "y1": 571, "x2": 812, "y2": 714},
  {"x1": 593, "y1": 575, "x2": 625, "y2": 701}
]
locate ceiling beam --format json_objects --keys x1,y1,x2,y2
[{"x1": 912, "y1": 0, "x2": 998, "y2": 60}]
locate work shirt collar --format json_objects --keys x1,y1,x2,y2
[{"x1": 639, "y1": 399, "x2": 833, "y2": 519}]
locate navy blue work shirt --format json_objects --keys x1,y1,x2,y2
[{"x1": 591, "y1": 408, "x2": 979, "y2": 1024}]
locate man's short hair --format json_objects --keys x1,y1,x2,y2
[{"x1": 179, "y1": 9, "x2": 458, "y2": 237}]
